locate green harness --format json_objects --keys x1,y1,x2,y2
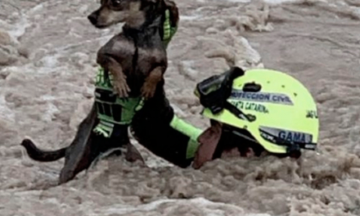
[
  {"x1": 93, "y1": 9, "x2": 177, "y2": 138},
  {"x1": 93, "y1": 67, "x2": 144, "y2": 137}
]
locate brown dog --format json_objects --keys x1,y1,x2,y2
[
  {"x1": 88, "y1": 0, "x2": 170, "y2": 99},
  {"x1": 21, "y1": 0, "x2": 180, "y2": 184}
]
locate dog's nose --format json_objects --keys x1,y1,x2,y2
[{"x1": 88, "y1": 13, "x2": 97, "y2": 25}]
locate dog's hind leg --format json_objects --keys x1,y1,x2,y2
[
  {"x1": 58, "y1": 104, "x2": 140, "y2": 184},
  {"x1": 58, "y1": 103, "x2": 99, "y2": 184},
  {"x1": 125, "y1": 143, "x2": 144, "y2": 163}
]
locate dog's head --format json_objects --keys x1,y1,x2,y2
[{"x1": 88, "y1": 0, "x2": 167, "y2": 29}]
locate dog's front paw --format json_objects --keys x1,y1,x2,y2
[
  {"x1": 141, "y1": 82, "x2": 156, "y2": 99},
  {"x1": 113, "y1": 79, "x2": 131, "y2": 98}
]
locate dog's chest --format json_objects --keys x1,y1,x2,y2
[
  {"x1": 110, "y1": 38, "x2": 165, "y2": 76},
  {"x1": 135, "y1": 47, "x2": 166, "y2": 75}
]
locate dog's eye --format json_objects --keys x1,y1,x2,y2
[{"x1": 111, "y1": 0, "x2": 122, "y2": 6}]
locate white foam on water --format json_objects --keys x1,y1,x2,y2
[
  {"x1": 95, "y1": 198, "x2": 272, "y2": 216},
  {"x1": 263, "y1": 0, "x2": 298, "y2": 4}
]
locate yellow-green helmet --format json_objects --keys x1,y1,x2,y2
[{"x1": 200, "y1": 68, "x2": 319, "y2": 155}]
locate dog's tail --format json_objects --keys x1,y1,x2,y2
[{"x1": 21, "y1": 139, "x2": 66, "y2": 162}]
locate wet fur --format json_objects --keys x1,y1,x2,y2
[{"x1": 20, "y1": 0, "x2": 178, "y2": 184}]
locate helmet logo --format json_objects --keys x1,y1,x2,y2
[
  {"x1": 278, "y1": 130, "x2": 310, "y2": 144},
  {"x1": 259, "y1": 126, "x2": 313, "y2": 144},
  {"x1": 230, "y1": 90, "x2": 293, "y2": 106},
  {"x1": 306, "y1": 110, "x2": 318, "y2": 119}
]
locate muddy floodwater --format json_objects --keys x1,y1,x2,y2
[{"x1": 1, "y1": 0, "x2": 360, "y2": 215}]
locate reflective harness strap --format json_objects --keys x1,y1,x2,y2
[
  {"x1": 162, "y1": 9, "x2": 178, "y2": 48},
  {"x1": 93, "y1": 120, "x2": 114, "y2": 138}
]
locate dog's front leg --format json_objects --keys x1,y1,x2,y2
[
  {"x1": 141, "y1": 66, "x2": 164, "y2": 99},
  {"x1": 108, "y1": 57, "x2": 131, "y2": 97},
  {"x1": 98, "y1": 55, "x2": 130, "y2": 98}
]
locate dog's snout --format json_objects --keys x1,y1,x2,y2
[{"x1": 88, "y1": 13, "x2": 98, "y2": 25}]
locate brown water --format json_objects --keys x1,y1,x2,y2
[{"x1": 1, "y1": 0, "x2": 360, "y2": 215}]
